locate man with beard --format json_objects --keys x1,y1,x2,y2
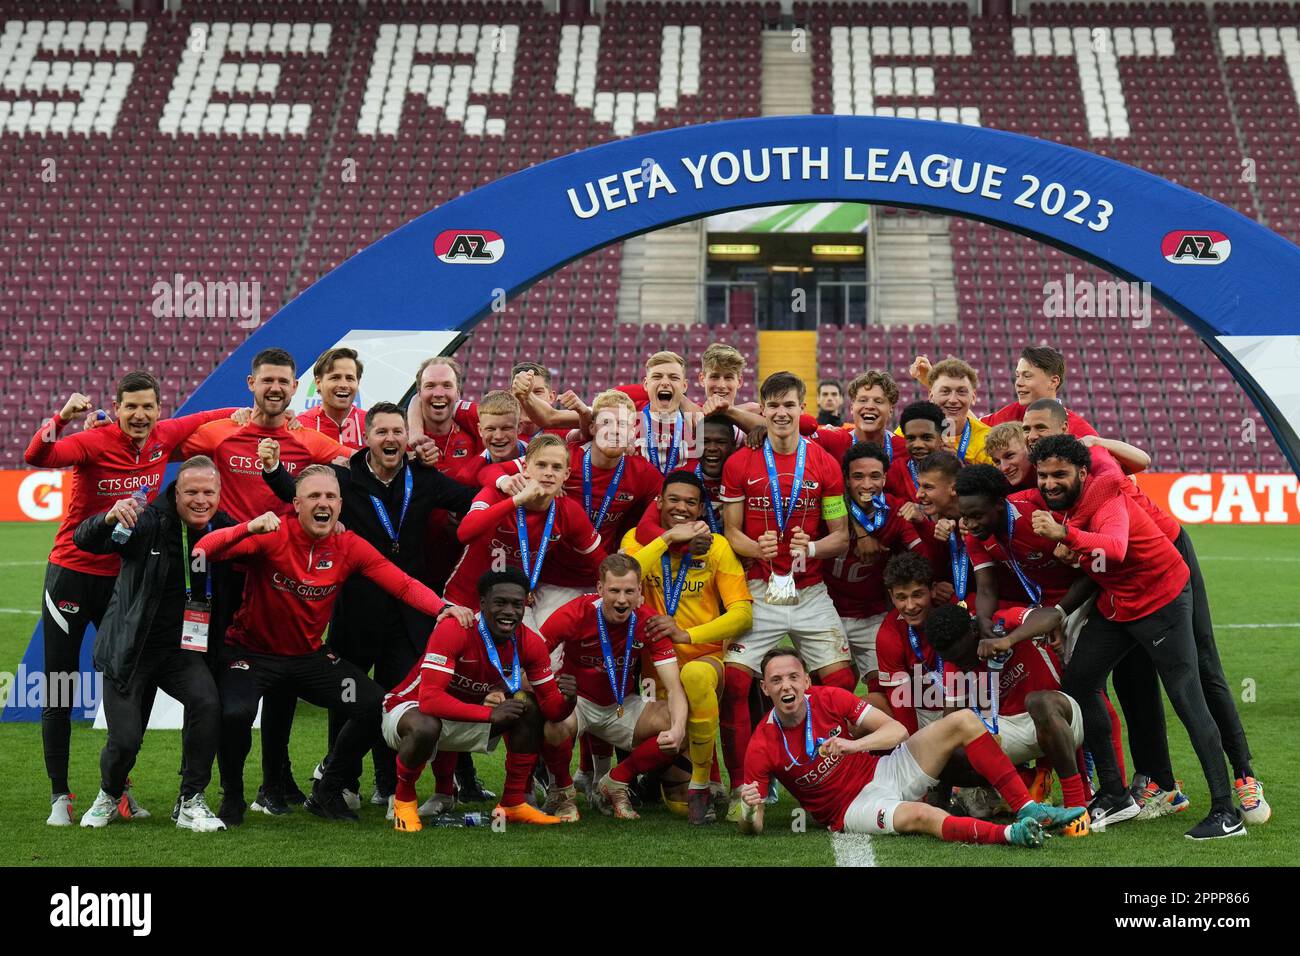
[
  {"x1": 297, "y1": 347, "x2": 366, "y2": 450},
  {"x1": 622, "y1": 470, "x2": 752, "y2": 824},
  {"x1": 260, "y1": 402, "x2": 479, "y2": 816},
  {"x1": 181, "y1": 347, "x2": 353, "y2": 816},
  {"x1": 816, "y1": 379, "x2": 844, "y2": 426},
  {"x1": 540, "y1": 555, "x2": 689, "y2": 822},
  {"x1": 382, "y1": 569, "x2": 578, "y2": 831},
  {"x1": 24, "y1": 371, "x2": 245, "y2": 824},
  {"x1": 1020, "y1": 403, "x2": 1268, "y2": 823},
  {"x1": 193, "y1": 465, "x2": 472, "y2": 825},
  {"x1": 1028, "y1": 435, "x2": 1245, "y2": 840}
]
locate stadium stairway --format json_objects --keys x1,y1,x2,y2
[
  {"x1": 761, "y1": 29, "x2": 813, "y2": 115},
  {"x1": 757, "y1": 329, "x2": 818, "y2": 407},
  {"x1": 873, "y1": 214, "x2": 958, "y2": 326}
]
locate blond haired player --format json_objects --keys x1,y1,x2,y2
[
  {"x1": 622, "y1": 469, "x2": 754, "y2": 825},
  {"x1": 902, "y1": 356, "x2": 994, "y2": 465},
  {"x1": 472, "y1": 389, "x2": 527, "y2": 475}
]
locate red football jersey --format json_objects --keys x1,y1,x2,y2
[
  {"x1": 1087, "y1": 445, "x2": 1179, "y2": 541},
  {"x1": 875, "y1": 609, "x2": 942, "y2": 690},
  {"x1": 966, "y1": 497, "x2": 1083, "y2": 607},
  {"x1": 197, "y1": 518, "x2": 445, "y2": 656},
  {"x1": 180, "y1": 419, "x2": 351, "y2": 522},
  {"x1": 24, "y1": 407, "x2": 232, "y2": 575},
  {"x1": 825, "y1": 494, "x2": 923, "y2": 618},
  {"x1": 942, "y1": 633, "x2": 1064, "y2": 719},
  {"x1": 444, "y1": 487, "x2": 602, "y2": 607},
  {"x1": 883, "y1": 455, "x2": 922, "y2": 503},
  {"x1": 743, "y1": 685, "x2": 878, "y2": 831},
  {"x1": 813, "y1": 427, "x2": 908, "y2": 471},
  {"x1": 719, "y1": 439, "x2": 846, "y2": 588},
  {"x1": 540, "y1": 595, "x2": 676, "y2": 706},
  {"x1": 297, "y1": 405, "x2": 366, "y2": 451},
  {"x1": 385, "y1": 615, "x2": 567, "y2": 724}
]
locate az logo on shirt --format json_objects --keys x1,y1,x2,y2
[
  {"x1": 148, "y1": 447, "x2": 163, "y2": 462},
  {"x1": 315, "y1": 560, "x2": 333, "y2": 570},
  {"x1": 452, "y1": 448, "x2": 469, "y2": 458}
]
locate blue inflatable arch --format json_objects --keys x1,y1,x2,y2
[
  {"x1": 7, "y1": 115, "x2": 1300, "y2": 723},
  {"x1": 194, "y1": 115, "x2": 1300, "y2": 472}
]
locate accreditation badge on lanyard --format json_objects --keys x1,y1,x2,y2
[{"x1": 180, "y1": 523, "x2": 212, "y2": 653}]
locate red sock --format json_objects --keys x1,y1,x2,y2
[
  {"x1": 589, "y1": 733, "x2": 613, "y2": 760},
  {"x1": 395, "y1": 757, "x2": 423, "y2": 803},
  {"x1": 819, "y1": 667, "x2": 856, "y2": 692},
  {"x1": 709, "y1": 747, "x2": 722, "y2": 784},
  {"x1": 501, "y1": 750, "x2": 537, "y2": 807},
  {"x1": 431, "y1": 750, "x2": 457, "y2": 796},
  {"x1": 866, "y1": 675, "x2": 882, "y2": 696},
  {"x1": 578, "y1": 733, "x2": 593, "y2": 773},
  {"x1": 1103, "y1": 693, "x2": 1127, "y2": 785},
  {"x1": 543, "y1": 739, "x2": 574, "y2": 788},
  {"x1": 721, "y1": 667, "x2": 753, "y2": 789},
  {"x1": 941, "y1": 815, "x2": 1009, "y2": 845},
  {"x1": 610, "y1": 736, "x2": 677, "y2": 784},
  {"x1": 965, "y1": 731, "x2": 1031, "y2": 811},
  {"x1": 1060, "y1": 773, "x2": 1088, "y2": 809},
  {"x1": 1016, "y1": 766, "x2": 1036, "y2": 788}
]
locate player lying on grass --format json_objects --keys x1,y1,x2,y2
[
  {"x1": 737, "y1": 648, "x2": 1083, "y2": 845},
  {"x1": 923, "y1": 603, "x2": 1090, "y2": 838},
  {"x1": 382, "y1": 568, "x2": 578, "y2": 832},
  {"x1": 539, "y1": 555, "x2": 688, "y2": 822}
]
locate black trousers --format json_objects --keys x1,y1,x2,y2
[
  {"x1": 1062, "y1": 583, "x2": 1231, "y2": 806},
  {"x1": 217, "y1": 648, "x2": 385, "y2": 799},
  {"x1": 324, "y1": 596, "x2": 432, "y2": 795},
  {"x1": 1109, "y1": 529, "x2": 1252, "y2": 783},
  {"x1": 100, "y1": 643, "x2": 220, "y2": 798},
  {"x1": 39, "y1": 562, "x2": 154, "y2": 794}
]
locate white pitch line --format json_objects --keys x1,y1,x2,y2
[
  {"x1": 1198, "y1": 556, "x2": 1300, "y2": 562},
  {"x1": 0, "y1": 561, "x2": 44, "y2": 567},
  {"x1": 831, "y1": 831, "x2": 877, "y2": 867},
  {"x1": 1216, "y1": 623, "x2": 1300, "y2": 629},
  {"x1": 0, "y1": 608, "x2": 40, "y2": 615}
]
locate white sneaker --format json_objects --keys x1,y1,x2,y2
[
  {"x1": 726, "y1": 787, "x2": 745, "y2": 824},
  {"x1": 573, "y1": 770, "x2": 595, "y2": 805},
  {"x1": 342, "y1": 789, "x2": 361, "y2": 812},
  {"x1": 312, "y1": 763, "x2": 325, "y2": 781},
  {"x1": 47, "y1": 793, "x2": 75, "y2": 827},
  {"x1": 370, "y1": 786, "x2": 387, "y2": 807},
  {"x1": 417, "y1": 792, "x2": 456, "y2": 818},
  {"x1": 177, "y1": 793, "x2": 227, "y2": 833},
  {"x1": 80, "y1": 790, "x2": 121, "y2": 828},
  {"x1": 385, "y1": 794, "x2": 396, "y2": 822},
  {"x1": 120, "y1": 785, "x2": 150, "y2": 820},
  {"x1": 1235, "y1": 776, "x2": 1271, "y2": 825}
]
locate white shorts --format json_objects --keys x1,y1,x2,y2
[
  {"x1": 574, "y1": 694, "x2": 648, "y2": 751},
  {"x1": 917, "y1": 707, "x2": 944, "y2": 729},
  {"x1": 995, "y1": 694, "x2": 1084, "y2": 765},
  {"x1": 842, "y1": 613, "x2": 886, "y2": 677},
  {"x1": 380, "y1": 700, "x2": 501, "y2": 755},
  {"x1": 724, "y1": 579, "x2": 849, "y2": 673},
  {"x1": 1061, "y1": 596, "x2": 1095, "y2": 665},
  {"x1": 526, "y1": 585, "x2": 588, "y2": 632},
  {"x1": 840, "y1": 742, "x2": 940, "y2": 835}
]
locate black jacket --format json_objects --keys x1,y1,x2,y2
[
  {"x1": 74, "y1": 482, "x2": 240, "y2": 693},
  {"x1": 263, "y1": 450, "x2": 478, "y2": 655}
]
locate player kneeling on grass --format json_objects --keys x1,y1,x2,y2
[
  {"x1": 737, "y1": 649, "x2": 1083, "y2": 846},
  {"x1": 383, "y1": 568, "x2": 578, "y2": 832},
  {"x1": 540, "y1": 554, "x2": 689, "y2": 821},
  {"x1": 924, "y1": 604, "x2": 1090, "y2": 838}
]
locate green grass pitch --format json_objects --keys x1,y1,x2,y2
[{"x1": 1, "y1": 521, "x2": 1295, "y2": 866}]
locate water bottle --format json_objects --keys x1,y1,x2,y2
[
  {"x1": 988, "y1": 618, "x2": 1012, "y2": 672},
  {"x1": 110, "y1": 485, "x2": 152, "y2": 544},
  {"x1": 428, "y1": 811, "x2": 486, "y2": 828}
]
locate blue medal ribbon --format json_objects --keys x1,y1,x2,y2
[
  {"x1": 948, "y1": 532, "x2": 970, "y2": 601},
  {"x1": 772, "y1": 695, "x2": 824, "y2": 767},
  {"x1": 583, "y1": 447, "x2": 625, "y2": 530},
  {"x1": 908, "y1": 624, "x2": 944, "y2": 687},
  {"x1": 955, "y1": 418, "x2": 972, "y2": 463},
  {"x1": 643, "y1": 407, "x2": 682, "y2": 475},
  {"x1": 1002, "y1": 502, "x2": 1043, "y2": 605},
  {"x1": 660, "y1": 550, "x2": 692, "y2": 616},
  {"x1": 849, "y1": 492, "x2": 888, "y2": 535},
  {"x1": 476, "y1": 615, "x2": 521, "y2": 694},
  {"x1": 851, "y1": 431, "x2": 893, "y2": 466},
  {"x1": 694, "y1": 463, "x2": 720, "y2": 533},
  {"x1": 369, "y1": 465, "x2": 413, "y2": 554},
  {"x1": 516, "y1": 500, "x2": 557, "y2": 591},
  {"x1": 906, "y1": 458, "x2": 920, "y2": 493},
  {"x1": 762, "y1": 437, "x2": 807, "y2": 536},
  {"x1": 180, "y1": 522, "x2": 213, "y2": 602},
  {"x1": 480, "y1": 439, "x2": 528, "y2": 461},
  {"x1": 594, "y1": 604, "x2": 636, "y2": 708}
]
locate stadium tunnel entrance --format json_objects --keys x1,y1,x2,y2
[{"x1": 6, "y1": 114, "x2": 1299, "y2": 721}]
